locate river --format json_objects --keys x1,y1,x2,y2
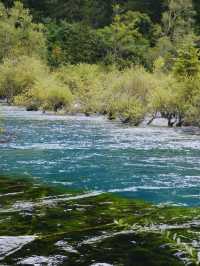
[{"x1": 1, "y1": 105, "x2": 200, "y2": 206}]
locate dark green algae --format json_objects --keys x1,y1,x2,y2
[{"x1": 0, "y1": 176, "x2": 200, "y2": 265}]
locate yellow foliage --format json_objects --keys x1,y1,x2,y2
[{"x1": 0, "y1": 56, "x2": 73, "y2": 111}]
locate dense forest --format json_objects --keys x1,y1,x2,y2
[{"x1": 1, "y1": 0, "x2": 200, "y2": 126}]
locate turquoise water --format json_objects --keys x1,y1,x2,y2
[{"x1": 1, "y1": 106, "x2": 200, "y2": 206}]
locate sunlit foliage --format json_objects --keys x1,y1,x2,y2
[
  {"x1": 0, "y1": 0, "x2": 200, "y2": 127},
  {"x1": 0, "y1": 1, "x2": 46, "y2": 61}
]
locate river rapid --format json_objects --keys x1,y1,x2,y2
[{"x1": 1, "y1": 105, "x2": 200, "y2": 206}]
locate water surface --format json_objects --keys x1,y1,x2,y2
[{"x1": 1, "y1": 106, "x2": 200, "y2": 206}]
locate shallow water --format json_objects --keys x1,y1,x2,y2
[
  {"x1": 0, "y1": 176, "x2": 191, "y2": 266},
  {"x1": 1, "y1": 106, "x2": 200, "y2": 206}
]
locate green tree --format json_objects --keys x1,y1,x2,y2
[
  {"x1": 46, "y1": 21, "x2": 106, "y2": 66},
  {"x1": 149, "y1": 36, "x2": 175, "y2": 71},
  {"x1": 149, "y1": 0, "x2": 196, "y2": 72},
  {"x1": 0, "y1": 1, "x2": 46, "y2": 61},
  {"x1": 149, "y1": 74, "x2": 187, "y2": 127},
  {"x1": 162, "y1": 0, "x2": 196, "y2": 42},
  {"x1": 99, "y1": 10, "x2": 153, "y2": 67},
  {"x1": 1, "y1": 0, "x2": 165, "y2": 26},
  {"x1": 173, "y1": 40, "x2": 200, "y2": 77}
]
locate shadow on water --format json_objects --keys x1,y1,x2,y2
[{"x1": 0, "y1": 175, "x2": 199, "y2": 265}]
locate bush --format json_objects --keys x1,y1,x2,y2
[
  {"x1": 55, "y1": 64, "x2": 157, "y2": 124},
  {"x1": 0, "y1": 56, "x2": 47, "y2": 103},
  {"x1": 55, "y1": 64, "x2": 105, "y2": 114},
  {"x1": 102, "y1": 66, "x2": 157, "y2": 124},
  {"x1": 30, "y1": 75, "x2": 73, "y2": 112},
  {"x1": 183, "y1": 77, "x2": 200, "y2": 126},
  {"x1": 149, "y1": 73, "x2": 196, "y2": 127},
  {"x1": 0, "y1": 56, "x2": 73, "y2": 111}
]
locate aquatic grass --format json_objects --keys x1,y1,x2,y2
[
  {"x1": 162, "y1": 230, "x2": 200, "y2": 265},
  {"x1": 0, "y1": 175, "x2": 200, "y2": 265},
  {"x1": 114, "y1": 218, "x2": 200, "y2": 264}
]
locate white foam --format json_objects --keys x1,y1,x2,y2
[
  {"x1": 18, "y1": 255, "x2": 67, "y2": 265},
  {"x1": 108, "y1": 187, "x2": 137, "y2": 193},
  {"x1": 81, "y1": 230, "x2": 133, "y2": 245},
  {"x1": 55, "y1": 241, "x2": 78, "y2": 253},
  {"x1": 90, "y1": 264, "x2": 114, "y2": 266},
  {"x1": 11, "y1": 192, "x2": 103, "y2": 212},
  {"x1": 0, "y1": 192, "x2": 24, "y2": 197},
  {"x1": 0, "y1": 236, "x2": 36, "y2": 260}
]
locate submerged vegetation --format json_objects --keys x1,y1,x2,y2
[
  {"x1": 0, "y1": 1, "x2": 200, "y2": 126},
  {"x1": 0, "y1": 175, "x2": 200, "y2": 265}
]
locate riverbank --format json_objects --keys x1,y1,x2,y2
[
  {"x1": 2, "y1": 58, "x2": 200, "y2": 129},
  {"x1": 0, "y1": 103, "x2": 191, "y2": 128},
  {"x1": 0, "y1": 175, "x2": 200, "y2": 265}
]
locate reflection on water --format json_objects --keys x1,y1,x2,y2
[{"x1": 1, "y1": 106, "x2": 200, "y2": 206}]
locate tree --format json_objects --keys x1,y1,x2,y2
[
  {"x1": 99, "y1": 10, "x2": 153, "y2": 67},
  {"x1": 171, "y1": 40, "x2": 200, "y2": 126},
  {"x1": 162, "y1": 0, "x2": 196, "y2": 42},
  {"x1": 46, "y1": 21, "x2": 106, "y2": 66},
  {"x1": 173, "y1": 39, "x2": 200, "y2": 78},
  {"x1": 0, "y1": 1, "x2": 46, "y2": 61},
  {"x1": 124, "y1": 0, "x2": 164, "y2": 23},
  {"x1": 55, "y1": 64, "x2": 105, "y2": 114},
  {"x1": 149, "y1": 36, "x2": 175, "y2": 71},
  {"x1": 1, "y1": 0, "x2": 165, "y2": 26},
  {"x1": 184, "y1": 78, "x2": 200, "y2": 126},
  {"x1": 149, "y1": 0, "x2": 196, "y2": 72},
  {"x1": 103, "y1": 66, "x2": 156, "y2": 124},
  {"x1": 149, "y1": 74, "x2": 186, "y2": 127}
]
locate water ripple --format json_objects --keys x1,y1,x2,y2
[{"x1": 1, "y1": 106, "x2": 200, "y2": 206}]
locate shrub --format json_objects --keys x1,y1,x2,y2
[
  {"x1": 102, "y1": 66, "x2": 157, "y2": 124},
  {"x1": 30, "y1": 75, "x2": 73, "y2": 112},
  {"x1": 55, "y1": 64, "x2": 105, "y2": 114},
  {"x1": 149, "y1": 73, "x2": 193, "y2": 126},
  {"x1": 0, "y1": 56, "x2": 73, "y2": 111},
  {"x1": 183, "y1": 77, "x2": 200, "y2": 126},
  {"x1": 0, "y1": 56, "x2": 47, "y2": 103}
]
